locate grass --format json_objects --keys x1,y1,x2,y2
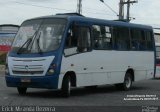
[
  {"x1": 0, "y1": 61, "x2": 5, "y2": 65},
  {"x1": 0, "y1": 52, "x2": 7, "y2": 65}
]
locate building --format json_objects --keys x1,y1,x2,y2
[
  {"x1": 0, "y1": 24, "x2": 19, "y2": 63},
  {"x1": 0, "y1": 24, "x2": 19, "y2": 52}
]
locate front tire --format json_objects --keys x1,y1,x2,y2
[
  {"x1": 61, "y1": 76, "x2": 71, "y2": 97},
  {"x1": 17, "y1": 87, "x2": 27, "y2": 95}
]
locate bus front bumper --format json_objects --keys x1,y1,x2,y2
[{"x1": 5, "y1": 75, "x2": 59, "y2": 89}]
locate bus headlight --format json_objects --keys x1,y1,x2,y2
[
  {"x1": 47, "y1": 64, "x2": 56, "y2": 75},
  {"x1": 47, "y1": 69, "x2": 55, "y2": 75}
]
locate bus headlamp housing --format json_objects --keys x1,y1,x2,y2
[
  {"x1": 47, "y1": 64, "x2": 56, "y2": 75},
  {"x1": 48, "y1": 69, "x2": 55, "y2": 75}
]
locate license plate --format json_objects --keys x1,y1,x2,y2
[{"x1": 21, "y1": 78, "x2": 31, "y2": 83}]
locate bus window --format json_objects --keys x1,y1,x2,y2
[
  {"x1": 113, "y1": 27, "x2": 130, "y2": 50},
  {"x1": 64, "y1": 25, "x2": 78, "y2": 56},
  {"x1": 64, "y1": 25, "x2": 91, "y2": 56},
  {"x1": 145, "y1": 31, "x2": 153, "y2": 50},
  {"x1": 130, "y1": 29, "x2": 146, "y2": 51},
  {"x1": 77, "y1": 27, "x2": 91, "y2": 52},
  {"x1": 93, "y1": 25, "x2": 112, "y2": 50},
  {"x1": 65, "y1": 26, "x2": 78, "y2": 48}
]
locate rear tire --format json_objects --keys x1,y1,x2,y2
[
  {"x1": 17, "y1": 87, "x2": 27, "y2": 95},
  {"x1": 115, "y1": 72, "x2": 132, "y2": 91},
  {"x1": 61, "y1": 76, "x2": 71, "y2": 97}
]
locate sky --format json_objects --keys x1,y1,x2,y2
[{"x1": 0, "y1": 0, "x2": 160, "y2": 29}]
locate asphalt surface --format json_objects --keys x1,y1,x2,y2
[{"x1": 0, "y1": 73, "x2": 160, "y2": 112}]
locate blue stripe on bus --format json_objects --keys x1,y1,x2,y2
[{"x1": 5, "y1": 75, "x2": 59, "y2": 89}]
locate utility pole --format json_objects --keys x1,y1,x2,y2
[
  {"x1": 119, "y1": 0, "x2": 138, "y2": 22},
  {"x1": 126, "y1": 0, "x2": 131, "y2": 22},
  {"x1": 119, "y1": 0, "x2": 125, "y2": 20},
  {"x1": 77, "y1": 0, "x2": 82, "y2": 14}
]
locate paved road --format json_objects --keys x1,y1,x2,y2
[{"x1": 0, "y1": 73, "x2": 160, "y2": 112}]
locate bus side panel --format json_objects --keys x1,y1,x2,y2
[
  {"x1": 59, "y1": 50, "x2": 154, "y2": 88},
  {"x1": 155, "y1": 65, "x2": 160, "y2": 78},
  {"x1": 133, "y1": 52, "x2": 154, "y2": 81}
]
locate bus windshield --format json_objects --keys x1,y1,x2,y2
[{"x1": 11, "y1": 19, "x2": 66, "y2": 54}]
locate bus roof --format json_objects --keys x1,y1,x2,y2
[{"x1": 25, "y1": 14, "x2": 153, "y2": 30}]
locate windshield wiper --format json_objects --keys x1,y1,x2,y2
[
  {"x1": 17, "y1": 30, "x2": 38, "y2": 54},
  {"x1": 17, "y1": 38, "x2": 32, "y2": 54},
  {"x1": 36, "y1": 32, "x2": 43, "y2": 54}
]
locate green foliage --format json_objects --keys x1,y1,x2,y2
[{"x1": 0, "y1": 53, "x2": 7, "y2": 65}]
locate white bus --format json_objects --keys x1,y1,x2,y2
[{"x1": 5, "y1": 13, "x2": 155, "y2": 97}]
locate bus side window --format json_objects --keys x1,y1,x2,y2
[
  {"x1": 93, "y1": 25, "x2": 112, "y2": 50},
  {"x1": 131, "y1": 29, "x2": 147, "y2": 51},
  {"x1": 113, "y1": 27, "x2": 130, "y2": 50},
  {"x1": 145, "y1": 31, "x2": 153, "y2": 50},
  {"x1": 77, "y1": 27, "x2": 91, "y2": 52},
  {"x1": 64, "y1": 26, "x2": 78, "y2": 56},
  {"x1": 64, "y1": 25, "x2": 91, "y2": 56}
]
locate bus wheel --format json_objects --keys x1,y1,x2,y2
[
  {"x1": 115, "y1": 73, "x2": 132, "y2": 91},
  {"x1": 17, "y1": 87, "x2": 27, "y2": 95},
  {"x1": 123, "y1": 73, "x2": 132, "y2": 90},
  {"x1": 61, "y1": 76, "x2": 71, "y2": 97}
]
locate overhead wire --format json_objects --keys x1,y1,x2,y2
[
  {"x1": 14, "y1": 1, "x2": 73, "y2": 11},
  {"x1": 8, "y1": 1, "x2": 117, "y2": 17},
  {"x1": 99, "y1": 0, "x2": 119, "y2": 16}
]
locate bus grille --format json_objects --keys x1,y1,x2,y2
[
  {"x1": 12, "y1": 65, "x2": 44, "y2": 75},
  {"x1": 12, "y1": 70, "x2": 44, "y2": 75}
]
